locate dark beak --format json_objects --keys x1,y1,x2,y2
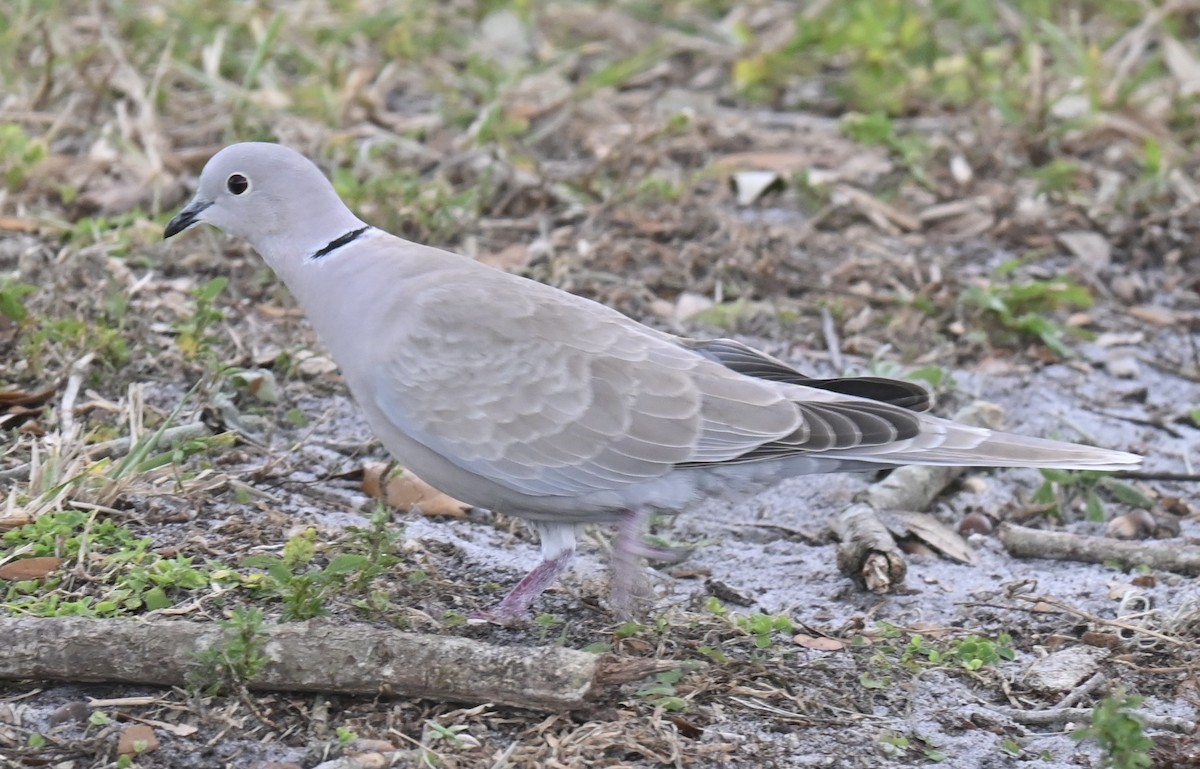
[{"x1": 164, "y1": 199, "x2": 212, "y2": 239}]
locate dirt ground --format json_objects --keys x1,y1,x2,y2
[{"x1": 2, "y1": 2, "x2": 1200, "y2": 768}]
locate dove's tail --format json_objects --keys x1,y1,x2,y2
[
  {"x1": 812, "y1": 416, "x2": 1142, "y2": 471},
  {"x1": 893, "y1": 429, "x2": 1142, "y2": 471}
]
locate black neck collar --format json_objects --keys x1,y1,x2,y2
[{"x1": 309, "y1": 225, "x2": 371, "y2": 260}]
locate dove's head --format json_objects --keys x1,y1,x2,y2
[{"x1": 164, "y1": 142, "x2": 365, "y2": 268}]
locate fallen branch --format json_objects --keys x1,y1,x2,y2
[
  {"x1": 999, "y1": 523, "x2": 1200, "y2": 576},
  {"x1": 833, "y1": 502, "x2": 907, "y2": 593},
  {"x1": 988, "y1": 704, "x2": 1194, "y2": 733},
  {"x1": 0, "y1": 617, "x2": 663, "y2": 712},
  {"x1": 834, "y1": 402, "x2": 1002, "y2": 591}
]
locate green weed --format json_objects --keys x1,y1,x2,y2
[
  {"x1": 637, "y1": 668, "x2": 688, "y2": 712},
  {"x1": 1072, "y1": 691, "x2": 1153, "y2": 769},
  {"x1": 735, "y1": 611, "x2": 795, "y2": 650},
  {"x1": 959, "y1": 262, "x2": 1093, "y2": 357},
  {"x1": 2, "y1": 509, "x2": 213, "y2": 616},
  {"x1": 335, "y1": 725, "x2": 358, "y2": 748},
  {"x1": 0, "y1": 123, "x2": 47, "y2": 191},
  {"x1": 191, "y1": 606, "x2": 270, "y2": 695},
  {"x1": 1032, "y1": 469, "x2": 1154, "y2": 522},
  {"x1": 175, "y1": 276, "x2": 228, "y2": 360},
  {"x1": 239, "y1": 528, "x2": 373, "y2": 620},
  {"x1": 879, "y1": 732, "x2": 947, "y2": 763},
  {"x1": 0, "y1": 279, "x2": 36, "y2": 324},
  {"x1": 858, "y1": 624, "x2": 1016, "y2": 689}
]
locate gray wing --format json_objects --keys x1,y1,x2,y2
[{"x1": 372, "y1": 271, "x2": 922, "y2": 497}]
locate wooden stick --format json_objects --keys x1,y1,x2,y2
[{"x1": 0, "y1": 617, "x2": 663, "y2": 712}]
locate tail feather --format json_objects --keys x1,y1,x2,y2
[
  {"x1": 894, "y1": 429, "x2": 1142, "y2": 470},
  {"x1": 807, "y1": 417, "x2": 1142, "y2": 471}
]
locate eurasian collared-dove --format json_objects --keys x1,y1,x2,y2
[{"x1": 164, "y1": 143, "x2": 1142, "y2": 621}]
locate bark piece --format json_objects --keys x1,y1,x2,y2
[
  {"x1": 0, "y1": 617, "x2": 663, "y2": 712},
  {"x1": 999, "y1": 523, "x2": 1200, "y2": 575}
]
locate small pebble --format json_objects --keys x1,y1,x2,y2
[{"x1": 957, "y1": 512, "x2": 993, "y2": 537}]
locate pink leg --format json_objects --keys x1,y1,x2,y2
[
  {"x1": 475, "y1": 522, "x2": 576, "y2": 625},
  {"x1": 610, "y1": 510, "x2": 694, "y2": 618}
]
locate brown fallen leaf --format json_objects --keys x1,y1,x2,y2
[
  {"x1": 1127, "y1": 305, "x2": 1178, "y2": 326},
  {"x1": 361, "y1": 462, "x2": 471, "y2": 518},
  {"x1": 117, "y1": 723, "x2": 159, "y2": 757},
  {"x1": 0, "y1": 556, "x2": 63, "y2": 581},
  {"x1": 1057, "y1": 230, "x2": 1111, "y2": 270},
  {"x1": 361, "y1": 461, "x2": 390, "y2": 500},
  {"x1": 879, "y1": 510, "x2": 977, "y2": 565}
]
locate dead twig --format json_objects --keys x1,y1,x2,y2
[
  {"x1": 1110, "y1": 471, "x2": 1200, "y2": 482},
  {"x1": 988, "y1": 704, "x2": 1194, "y2": 732},
  {"x1": 820, "y1": 306, "x2": 844, "y2": 374}
]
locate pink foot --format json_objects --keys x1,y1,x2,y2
[{"x1": 470, "y1": 547, "x2": 575, "y2": 625}]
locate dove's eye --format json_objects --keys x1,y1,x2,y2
[{"x1": 227, "y1": 174, "x2": 250, "y2": 195}]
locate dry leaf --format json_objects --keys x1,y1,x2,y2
[
  {"x1": 478, "y1": 243, "x2": 531, "y2": 270},
  {"x1": 0, "y1": 511, "x2": 33, "y2": 530},
  {"x1": 1023, "y1": 646, "x2": 1109, "y2": 693},
  {"x1": 880, "y1": 511, "x2": 977, "y2": 565},
  {"x1": 117, "y1": 724, "x2": 159, "y2": 756},
  {"x1": 1127, "y1": 305, "x2": 1177, "y2": 326},
  {"x1": 134, "y1": 718, "x2": 198, "y2": 738},
  {"x1": 793, "y1": 634, "x2": 846, "y2": 652},
  {"x1": 0, "y1": 384, "x2": 57, "y2": 407},
  {"x1": 362, "y1": 462, "x2": 471, "y2": 518},
  {"x1": 294, "y1": 351, "x2": 338, "y2": 376},
  {"x1": 673, "y1": 292, "x2": 714, "y2": 322},
  {"x1": 0, "y1": 216, "x2": 42, "y2": 233},
  {"x1": 386, "y1": 472, "x2": 472, "y2": 517},
  {"x1": 1057, "y1": 230, "x2": 1111, "y2": 270},
  {"x1": 0, "y1": 556, "x2": 63, "y2": 581},
  {"x1": 361, "y1": 461, "x2": 389, "y2": 500}
]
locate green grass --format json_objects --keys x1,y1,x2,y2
[{"x1": 2, "y1": 509, "x2": 216, "y2": 617}]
